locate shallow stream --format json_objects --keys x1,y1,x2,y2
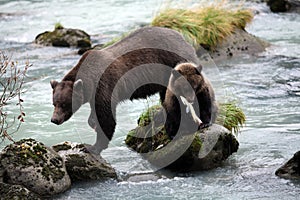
[{"x1": 0, "y1": 0, "x2": 300, "y2": 199}]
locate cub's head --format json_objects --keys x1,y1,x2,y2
[
  {"x1": 50, "y1": 79, "x2": 84, "y2": 125},
  {"x1": 169, "y1": 62, "x2": 204, "y2": 103}
]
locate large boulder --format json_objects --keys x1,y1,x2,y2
[
  {"x1": 125, "y1": 106, "x2": 239, "y2": 172},
  {"x1": 0, "y1": 139, "x2": 71, "y2": 197},
  {"x1": 35, "y1": 24, "x2": 91, "y2": 48},
  {"x1": 275, "y1": 151, "x2": 300, "y2": 179},
  {"x1": 52, "y1": 142, "x2": 117, "y2": 182}
]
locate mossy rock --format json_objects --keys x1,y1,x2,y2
[
  {"x1": 125, "y1": 105, "x2": 240, "y2": 172},
  {"x1": 35, "y1": 25, "x2": 91, "y2": 48},
  {"x1": 0, "y1": 139, "x2": 71, "y2": 196},
  {"x1": 126, "y1": 123, "x2": 238, "y2": 171},
  {"x1": 52, "y1": 142, "x2": 117, "y2": 182}
]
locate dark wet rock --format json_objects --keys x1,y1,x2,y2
[
  {"x1": 267, "y1": 0, "x2": 291, "y2": 12},
  {"x1": 0, "y1": 139, "x2": 71, "y2": 196},
  {"x1": 35, "y1": 25, "x2": 91, "y2": 48},
  {"x1": 199, "y1": 29, "x2": 270, "y2": 63},
  {"x1": 247, "y1": 0, "x2": 300, "y2": 13},
  {"x1": 0, "y1": 182, "x2": 41, "y2": 200},
  {"x1": 267, "y1": 0, "x2": 300, "y2": 12},
  {"x1": 125, "y1": 107, "x2": 239, "y2": 172},
  {"x1": 276, "y1": 151, "x2": 300, "y2": 179},
  {"x1": 52, "y1": 142, "x2": 117, "y2": 182}
]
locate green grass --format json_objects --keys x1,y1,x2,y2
[
  {"x1": 151, "y1": 5, "x2": 253, "y2": 49},
  {"x1": 216, "y1": 102, "x2": 246, "y2": 134},
  {"x1": 54, "y1": 22, "x2": 64, "y2": 30}
]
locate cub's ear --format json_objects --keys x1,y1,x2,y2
[
  {"x1": 195, "y1": 64, "x2": 202, "y2": 75},
  {"x1": 74, "y1": 79, "x2": 83, "y2": 91},
  {"x1": 50, "y1": 80, "x2": 58, "y2": 89},
  {"x1": 171, "y1": 69, "x2": 181, "y2": 79}
]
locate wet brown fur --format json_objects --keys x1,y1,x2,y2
[{"x1": 50, "y1": 27, "x2": 200, "y2": 154}]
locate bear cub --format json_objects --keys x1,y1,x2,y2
[{"x1": 163, "y1": 62, "x2": 218, "y2": 138}]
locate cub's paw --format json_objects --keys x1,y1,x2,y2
[{"x1": 198, "y1": 123, "x2": 211, "y2": 130}]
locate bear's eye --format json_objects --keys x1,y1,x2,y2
[{"x1": 61, "y1": 103, "x2": 66, "y2": 108}]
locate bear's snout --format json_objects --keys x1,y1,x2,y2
[
  {"x1": 51, "y1": 117, "x2": 60, "y2": 125},
  {"x1": 51, "y1": 112, "x2": 64, "y2": 125}
]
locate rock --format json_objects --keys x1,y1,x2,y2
[
  {"x1": 267, "y1": 0, "x2": 300, "y2": 13},
  {"x1": 125, "y1": 107, "x2": 239, "y2": 172},
  {"x1": 267, "y1": 0, "x2": 291, "y2": 12},
  {"x1": 0, "y1": 139, "x2": 71, "y2": 197},
  {"x1": 35, "y1": 25, "x2": 91, "y2": 48},
  {"x1": 0, "y1": 182, "x2": 41, "y2": 200},
  {"x1": 275, "y1": 151, "x2": 300, "y2": 179},
  {"x1": 198, "y1": 29, "x2": 270, "y2": 62},
  {"x1": 52, "y1": 142, "x2": 117, "y2": 182}
]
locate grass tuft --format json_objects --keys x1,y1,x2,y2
[
  {"x1": 151, "y1": 4, "x2": 253, "y2": 49},
  {"x1": 216, "y1": 102, "x2": 246, "y2": 134}
]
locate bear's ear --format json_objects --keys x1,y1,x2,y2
[
  {"x1": 195, "y1": 64, "x2": 202, "y2": 75},
  {"x1": 74, "y1": 79, "x2": 83, "y2": 91},
  {"x1": 50, "y1": 80, "x2": 58, "y2": 89}
]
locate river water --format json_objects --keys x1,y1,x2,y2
[{"x1": 1, "y1": 0, "x2": 300, "y2": 199}]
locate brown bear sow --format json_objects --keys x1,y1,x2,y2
[
  {"x1": 50, "y1": 27, "x2": 200, "y2": 154},
  {"x1": 163, "y1": 62, "x2": 218, "y2": 138}
]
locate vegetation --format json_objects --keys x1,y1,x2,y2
[
  {"x1": 54, "y1": 22, "x2": 64, "y2": 30},
  {"x1": 0, "y1": 52, "x2": 30, "y2": 143},
  {"x1": 216, "y1": 102, "x2": 246, "y2": 134},
  {"x1": 151, "y1": 4, "x2": 253, "y2": 49},
  {"x1": 137, "y1": 104, "x2": 161, "y2": 127}
]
